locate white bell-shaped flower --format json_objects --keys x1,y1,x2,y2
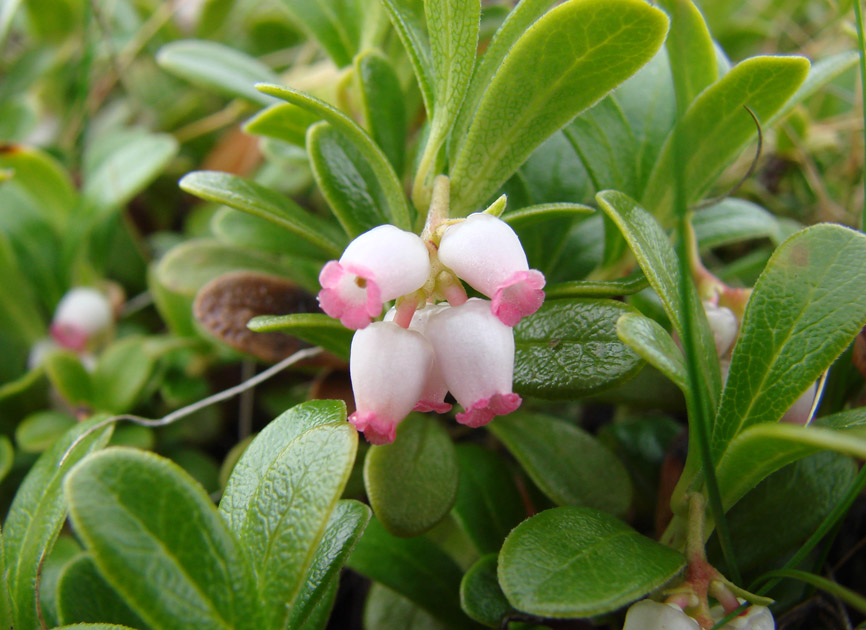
[
  {"x1": 624, "y1": 600, "x2": 700, "y2": 630},
  {"x1": 704, "y1": 302, "x2": 739, "y2": 357},
  {"x1": 426, "y1": 298, "x2": 521, "y2": 427},
  {"x1": 318, "y1": 224, "x2": 431, "y2": 329},
  {"x1": 780, "y1": 381, "x2": 817, "y2": 425},
  {"x1": 437, "y1": 213, "x2": 545, "y2": 327},
  {"x1": 50, "y1": 287, "x2": 113, "y2": 352},
  {"x1": 348, "y1": 321, "x2": 433, "y2": 444},
  {"x1": 385, "y1": 303, "x2": 452, "y2": 413},
  {"x1": 711, "y1": 600, "x2": 775, "y2": 629}
]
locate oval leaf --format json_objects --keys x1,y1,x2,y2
[
  {"x1": 460, "y1": 555, "x2": 515, "y2": 628},
  {"x1": 616, "y1": 312, "x2": 688, "y2": 392},
  {"x1": 57, "y1": 554, "x2": 147, "y2": 628},
  {"x1": 356, "y1": 49, "x2": 407, "y2": 175},
  {"x1": 247, "y1": 313, "x2": 352, "y2": 361}
]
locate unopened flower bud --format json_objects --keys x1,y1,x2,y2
[
  {"x1": 318, "y1": 225, "x2": 430, "y2": 329},
  {"x1": 623, "y1": 600, "x2": 700, "y2": 630},
  {"x1": 426, "y1": 298, "x2": 521, "y2": 427},
  {"x1": 704, "y1": 301, "x2": 738, "y2": 357},
  {"x1": 437, "y1": 213, "x2": 545, "y2": 326},
  {"x1": 50, "y1": 287, "x2": 113, "y2": 352},
  {"x1": 780, "y1": 381, "x2": 816, "y2": 425},
  {"x1": 348, "y1": 321, "x2": 433, "y2": 444}
]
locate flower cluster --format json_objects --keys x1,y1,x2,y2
[
  {"x1": 317, "y1": 213, "x2": 545, "y2": 444},
  {"x1": 624, "y1": 599, "x2": 775, "y2": 630}
]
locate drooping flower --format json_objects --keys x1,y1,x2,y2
[
  {"x1": 347, "y1": 321, "x2": 433, "y2": 444},
  {"x1": 318, "y1": 225, "x2": 430, "y2": 329},
  {"x1": 437, "y1": 213, "x2": 545, "y2": 326},
  {"x1": 623, "y1": 600, "x2": 700, "y2": 630},
  {"x1": 50, "y1": 287, "x2": 114, "y2": 352},
  {"x1": 425, "y1": 298, "x2": 521, "y2": 427}
]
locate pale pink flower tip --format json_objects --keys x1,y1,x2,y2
[
  {"x1": 491, "y1": 269, "x2": 546, "y2": 327},
  {"x1": 456, "y1": 392, "x2": 522, "y2": 428},
  {"x1": 318, "y1": 260, "x2": 383, "y2": 330},
  {"x1": 348, "y1": 411, "x2": 398, "y2": 445}
]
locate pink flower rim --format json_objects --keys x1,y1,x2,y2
[
  {"x1": 455, "y1": 392, "x2": 522, "y2": 428},
  {"x1": 491, "y1": 269, "x2": 546, "y2": 327},
  {"x1": 50, "y1": 322, "x2": 89, "y2": 352},
  {"x1": 348, "y1": 410, "x2": 397, "y2": 445},
  {"x1": 317, "y1": 260, "x2": 383, "y2": 330}
]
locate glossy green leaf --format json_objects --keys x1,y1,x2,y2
[
  {"x1": 713, "y1": 225, "x2": 866, "y2": 458},
  {"x1": 498, "y1": 506, "x2": 685, "y2": 617},
  {"x1": 501, "y1": 203, "x2": 593, "y2": 228},
  {"x1": 489, "y1": 412, "x2": 632, "y2": 517},
  {"x1": 288, "y1": 499, "x2": 371, "y2": 630},
  {"x1": 247, "y1": 313, "x2": 352, "y2": 360},
  {"x1": 44, "y1": 351, "x2": 94, "y2": 408},
  {"x1": 545, "y1": 274, "x2": 648, "y2": 299},
  {"x1": 307, "y1": 122, "x2": 394, "y2": 237},
  {"x1": 692, "y1": 199, "x2": 785, "y2": 250},
  {"x1": 66, "y1": 448, "x2": 261, "y2": 630},
  {"x1": 179, "y1": 170, "x2": 345, "y2": 257},
  {"x1": 57, "y1": 554, "x2": 147, "y2": 628},
  {"x1": 83, "y1": 132, "x2": 178, "y2": 213},
  {"x1": 616, "y1": 312, "x2": 688, "y2": 392},
  {"x1": 157, "y1": 39, "x2": 278, "y2": 104},
  {"x1": 460, "y1": 555, "x2": 514, "y2": 628},
  {"x1": 451, "y1": 444, "x2": 525, "y2": 555},
  {"x1": 4, "y1": 418, "x2": 113, "y2": 630},
  {"x1": 364, "y1": 415, "x2": 458, "y2": 537},
  {"x1": 642, "y1": 55, "x2": 810, "y2": 221},
  {"x1": 512, "y1": 298, "x2": 644, "y2": 399},
  {"x1": 0, "y1": 144, "x2": 76, "y2": 226},
  {"x1": 356, "y1": 49, "x2": 406, "y2": 175},
  {"x1": 364, "y1": 583, "x2": 449, "y2": 630},
  {"x1": 257, "y1": 84, "x2": 411, "y2": 230},
  {"x1": 449, "y1": 0, "x2": 669, "y2": 215},
  {"x1": 243, "y1": 103, "x2": 322, "y2": 147},
  {"x1": 597, "y1": 190, "x2": 721, "y2": 407},
  {"x1": 347, "y1": 516, "x2": 473, "y2": 629},
  {"x1": 15, "y1": 410, "x2": 76, "y2": 453},
  {"x1": 380, "y1": 0, "x2": 434, "y2": 116},
  {"x1": 219, "y1": 400, "x2": 357, "y2": 630},
  {"x1": 657, "y1": 0, "x2": 716, "y2": 113},
  {"x1": 276, "y1": 0, "x2": 359, "y2": 67}
]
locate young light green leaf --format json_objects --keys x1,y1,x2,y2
[
  {"x1": 0, "y1": 144, "x2": 76, "y2": 227},
  {"x1": 179, "y1": 170, "x2": 346, "y2": 257},
  {"x1": 247, "y1": 313, "x2": 352, "y2": 360},
  {"x1": 449, "y1": 0, "x2": 669, "y2": 215},
  {"x1": 243, "y1": 103, "x2": 322, "y2": 147},
  {"x1": 616, "y1": 312, "x2": 688, "y2": 392},
  {"x1": 380, "y1": 0, "x2": 434, "y2": 116},
  {"x1": 498, "y1": 506, "x2": 685, "y2": 617},
  {"x1": 256, "y1": 84, "x2": 411, "y2": 230},
  {"x1": 489, "y1": 412, "x2": 632, "y2": 517},
  {"x1": 37, "y1": 535, "x2": 80, "y2": 628},
  {"x1": 92, "y1": 338, "x2": 157, "y2": 414},
  {"x1": 66, "y1": 448, "x2": 262, "y2": 630},
  {"x1": 356, "y1": 49, "x2": 407, "y2": 175},
  {"x1": 692, "y1": 199, "x2": 785, "y2": 250},
  {"x1": 712, "y1": 225, "x2": 866, "y2": 458},
  {"x1": 57, "y1": 554, "x2": 148, "y2": 628},
  {"x1": 347, "y1": 516, "x2": 473, "y2": 629},
  {"x1": 460, "y1": 555, "x2": 514, "y2": 628},
  {"x1": 276, "y1": 0, "x2": 359, "y2": 67},
  {"x1": 15, "y1": 410, "x2": 76, "y2": 453},
  {"x1": 219, "y1": 400, "x2": 357, "y2": 630},
  {"x1": 44, "y1": 351, "x2": 94, "y2": 408},
  {"x1": 4, "y1": 418, "x2": 113, "y2": 630},
  {"x1": 364, "y1": 583, "x2": 450, "y2": 630},
  {"x1": 642, "y1": 55, "x2": 810, "y2": 222},
  {"x1": 656, "y1": 0, "x2": 717, "y2": 113},
  {"x1": 157, "y1": 39, "x2": 279, "y2": 104},
  {"x1": 451, "y1": 444, "x2": 526, "y2": 555},
  {"x1": 768, "y1": 51, "x2": 859, "y2": 125},
  {"x1": 364, "y1": 415, "x2": 458, "y2": 538},
  {"x1": 288, "y1": 499, "x2": 371, "y2": 630},
  {"x1": 513, "y1": 298, "x2": 644, "y2": 399}
]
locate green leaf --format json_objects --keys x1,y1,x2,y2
[
  {"x1": 92, "y1": 338, "x2": 157, "y2": 414},
  {"x1": 0, "y1": 232, "x2": 44, "y2": 346},
  {"x1": 4, "y1": 418, "x2": 113, "y2": 630},
  {"x1": 307, "y1": 122, "x2": 395, "y2": 237},
  {"x1": 769, "y1": 51, "x2": 860, "y2": 125},
  {"x1": 44, "y1": 351, "x2": 94, "y2": 408},
  {"x1": 0, "y1": 144, "x2": 76, "y2": 227},
  {"x1": 364, "y1": 415, "x2": 458, "y2": 537},
  {"x1": 247, "y1": 313, "x2": 352, "y2": 360},
  {"x1": 179, "y1": 170, "x2": 346, "y2": 257},
  {"x1": 243, "y1": 103, "x2": 322, "y2": 147},
  {"x1": 57, "y1": 554, "x2": 148, "y2": 628},
  {"x1": 65, "y1": 448, "x2": 261, "y2": 630},
  {"x1": 256, "y1": 84, "x2": 411, "y2": 231},
  {"x1": 380, "y1": 0, "x2": 434, "y2": 117},
  {"x1": 157, "y1": 39, "x2": 279, "y2": 104},
  {"x1": 451, "y1": 444, "x2": 526, "y2": 555},
  {"x1": 53, "y1": 625, "x2": 138, "y2": 630},
  {"x1": 498, "y1": 506, "x2": 685, "y2": 617},
  {"x1": 288, "y1": 499, "x2": 371, "y2": 630},
  {"x1": 616, "y1": 312, "x2": 688, "y2": 392},
  {"x1": 759, "y1": 569, "x2": 866, "y2": 614},
  {"x1": 210, "y1": 207, "x2": 330, "y2": 259},
  {"x1": 501, "y1": 203, "x2": 593, "y2": 228},
  {"x1": 0, "y1": 435, "x2": 13, "y2": 483},
  {"x1": 276, "y1": 0, "x2": 359, "y2": 67},
  {"x1": 449, "y1": 0, "x2": 669, "y2": 215},
  {"x1": 218, "y1": 400, "x2": 357, "y2": 630},
  {"x1": 460, "y1": 555, "x2": 514, "y2": 628},
  {"x1": 642, "y1": 55, "x2": 810, "y2": 222},
  {"x1": 512, "y1": 298, "x2": 644, "y2": 399},
  {"x1": 597, "y1": 190, "x2": 721, "y2": 408},
  {"x1": 356, "y1": 49, "x2": 407, "y2": 175},
  {"x1": 83, "y1": 131, "x2": 178, "y2": 213},
  {"x1": 657, "y1": 0, "x2": 717, "y2": 113},
  {"x1": 364, "y1": 583, "x2": 449, "y2": 630},
  {"x1": 489, "y1": 412, "x2": 632, "y2": 517},
  {"x1": 713, "y1": 225, "x2": 866, "y2": 458},
  {"x1": 546, "y1": 274, "x2": 648, "y2": 299},
  {"x1": 38, "y1": 535, "x2": 80, "y2": 628},
  {"x1": 347, "y1": 516, "x2": 473, "y2": 629},
  {"x1": 692, "y1": 199, "x2": 785, "y2": 250},
  {"x1": 15, "y1": 410, "x2": 76, "y2": 453}
]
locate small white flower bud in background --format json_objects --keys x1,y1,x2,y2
[
  {"x1": 623, "y1": 600, "x2": 700, "y2": 630},
  {"x1": 50, "y1": 287, "x2": 114, "y2": 352},
  {"x1": 704, "y1": 302, "x2": 739, "y2": 357}
]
